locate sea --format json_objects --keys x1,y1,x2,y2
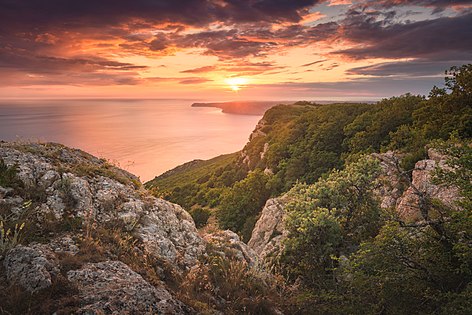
[{"x1": 0, "y1": 99, "x2": 262, "y2": 182}]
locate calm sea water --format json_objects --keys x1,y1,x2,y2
[{"x1": 0, "y1": 99, "x2": 261, "y2": 182}]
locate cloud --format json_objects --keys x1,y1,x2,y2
[
  {"x1": 254, "y1": 76, "x2": 443, "y2": 99},
  {"x1": 361, "y1": 1, "x2": 472, "y2": 13},
  {"x1": 181, "y1": 66, "x2": 218, "y2": 73},
  {"x1": 0, "y1": 0, "x2": 324, "y2": 34},
  {"x1": 335, "y1": 10, "x2": 472, "y2": 60},
  {"x1": 300, "y1": 59, "x2": 328, "y2": 67},
  {"x1": 178, "y1": 78, "x2": 212, "y2": 84},
  {"x1": 0, "y1": 0, "x2": 470, "y2": 89},
  {"x1": 347, "y1": 60, "x2": 468, "y2": 76}
]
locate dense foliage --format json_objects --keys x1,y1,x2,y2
[
  {"x1": 277, "y1": 65, "x2": 472, "y2": 314},
  {"x1": 148, "y1": 65, "x2": 471, "y2": 243},
  {"x1": 281, "y1": 156, "x2": 384, "y2": 287}
]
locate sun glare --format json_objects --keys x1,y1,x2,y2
[{"x1": 225, "y1": 77, "x2": 248, "y2": 91}]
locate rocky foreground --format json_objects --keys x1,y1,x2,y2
[{"x1": 0, "y1": 142, "x2": 257, "y2": 314}]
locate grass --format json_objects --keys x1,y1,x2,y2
[{"x1": 179, "y1": 250, "x2": 284, "y2": 315}]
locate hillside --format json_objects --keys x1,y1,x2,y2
[
  {"x1": 0, "y1": 142, "x2": 282, "y2": 314},
  {"x1": 149, "y1": 65, "x2": 471, "y2": 243},
  {"x1": 144, "y1": 65, "x2": 472, "y2": 313},
  {"x1": 146, "y1": 153, "x2": 238, "y2": 192}
]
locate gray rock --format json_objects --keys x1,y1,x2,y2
[
  {"x1": 4, "y1": 244, "x2": 59, "y2": 293},
  {"x1": 205, "y1": 230, "x2": 257, "y2": 265},
  {"x1": 372, "y1": 152, "x2": 406, "y2": 209},
  {"x1": 0, "y1": 142, "x2": 205, "y2": 271},
  {"x1": 48, "y1": 235, "x2": 80, "y2": 255},
  {"x1": 67, "y1": 260, "x2": 192, "y2": 315},
  {"x1": 0, "y1": 186, "x2": 14, "y2": 198},
  {"x1": 396, "y1": 150, "x2": 460, "y2": 220},
  {"x1": 248, "y1": 197, "x2": 287, "y2": 262},
  {"x1": 136, "y1": 198, "x2": 205, "y2": 268}
]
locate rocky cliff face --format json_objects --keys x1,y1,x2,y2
[
  {"x1": 396, "y1": 149, "x2": 461, "y2": 220},
  {"x1": 248, "y1": 150, "x2": 460, "y2": 263},
  {"x1": 247, "y1": 197, "x2": 287, "y2": 262},
  {"x1": 0, "y1": 142, "x2": 252, "y2": 314}
]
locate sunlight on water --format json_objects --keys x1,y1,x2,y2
[{"x1": 0, "y1": 99, "x2": 261, "y2": 181}]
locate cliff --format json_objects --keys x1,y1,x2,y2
[
  {"x1": 0, "y1": 142, "x2": 266, "y2": 314},
  {"x1": 248, "y1": 149, "x2": 462, "y2": 262}
]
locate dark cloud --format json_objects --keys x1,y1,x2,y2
[
  {"x1": 347, "y1": 60, "x2": 468, "y2": 76},
  {"x1": 149, "y1": 34, "x2": 169, "y2": 51},
  {"x1": 335, "y1": 10, "x2": 472, "y2": 60},
  {"x1": 256, "y1": 76, "x2": 443, "y2": 98},
  {"x1": 0, "y1": 48, "x2": 148, "y2": 75},
  {"x1": 300, "y1": 59, "x2": 328, "y2": 67},
  {"x1": 362, "y1": 1, "x2": 472, "y2": 13},
  {"x1": 0, "y1": 0, "x2": 322, "y2": 34}
]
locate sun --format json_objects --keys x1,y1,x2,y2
[{"x1": 225, "y1": 77, "x2": 248, "y2": 91}]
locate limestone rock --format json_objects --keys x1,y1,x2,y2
[
  {"x1": 248, "y1": 197, "x2": 287, "y2": 262},
  {"x1": 67, "y1": 260, "x2": 191, "y2": 315},
  {"x1": 372, "y1": 152, "x2": 406, "y2": 209},
  {"x1": 396, "y1": 149, "x2": 460, "y2": 220},
  {"x1": 204, "y1": 230, "x2": 257, "y2": 265},
  {"x1": 0, "y1": 142, "x2": 204, "y2": 269},
  {"x1": 136, "y1": 198, "x2": 205, "y2": 268},
  {"x1": 4, "y1": 244, "x2": 59, "y2": 293}
]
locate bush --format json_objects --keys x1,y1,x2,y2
[
  {"x1": 0, "y1": 159, "x2": 22, "y2": 189},
  {"x1": 217, "y1": 170, "x2": 272, "y2": 241},
  {"x1": 180, "y1": 253, "x2": 283, "y2": 314},
  {"x1": 281, "y1": 156, "x2": 384, "y2": 287},
  {"x1": 189, "y1": 207, "x2": 211, "y2": 228}
]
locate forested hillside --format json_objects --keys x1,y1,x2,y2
[{"x1": 146, "y1": 65, "x2": 471, "y2": 243}]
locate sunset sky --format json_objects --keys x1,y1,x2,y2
[{"x1": 1, "y1": 0, "x2": 471, "y2": 100}]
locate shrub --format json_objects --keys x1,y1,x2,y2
[
  {"x1": 180, "y1": 253, "x2": 283, "y2": 314},
  {"x1": 0, "y1": 159, "x2": 22, "y2": 189},
  {"x1": 189, "y1": 207, "x2": 211, "y2": 228}
]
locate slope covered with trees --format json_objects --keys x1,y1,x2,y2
[{"x1": 147, "y1": 65, "x2": 471, "y2": 244}]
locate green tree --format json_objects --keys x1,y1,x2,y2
[
  {"x1": 217, "y1": 169, "x2": 272, "y2": 241},
  {"x1": 338, "y1": 138, "x2": 472, "y2": 314},
  {"x1": 281, "y1": 156, "x2": 384, "y2": 287}
]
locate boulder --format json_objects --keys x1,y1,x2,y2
[
  {"x1": 67, "y1": 260, "x2": 191, "y2": 314},
  {"x1": 4, "y1": 244, "x2": 59, "y2": 293},
  {"x1": 204, "y1": 230, "x2": 257, "y2": 265}
]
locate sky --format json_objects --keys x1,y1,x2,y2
[{"x1": 0, "y1": 0, "x2": 471, "y2": 101}]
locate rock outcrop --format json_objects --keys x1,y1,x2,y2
[
  {"x1": 0, "y1": 142, "x2": 205, "y2": 313},
  {"x1": 372, "y1": 151, "x2": 406, "y2": 209},
  {"x1": 248, "y1": 150, "x2": 461, "y2": 264},
  {"x1": 396, "y1": 149, "x2": 460, "y2": 220},
  {"x1": 204, "y1": 230, "x2": 257, "y2": 265},
  {"x1": 248, "y1": 197, "x2": 287, "y2": 262},
  {"x1": 67, "y1": 260, "x2": 190, "y2": 314},
  {"x1": 4, "y1": 244, "x2": 59, "y2": 293}
]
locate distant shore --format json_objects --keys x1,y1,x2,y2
[
  {"x1": 191, "y1": 100, "x2": 377, "y2": 115},
  {"x1": 191, "y1": 101, "x2": 281, "y2": 115}
]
